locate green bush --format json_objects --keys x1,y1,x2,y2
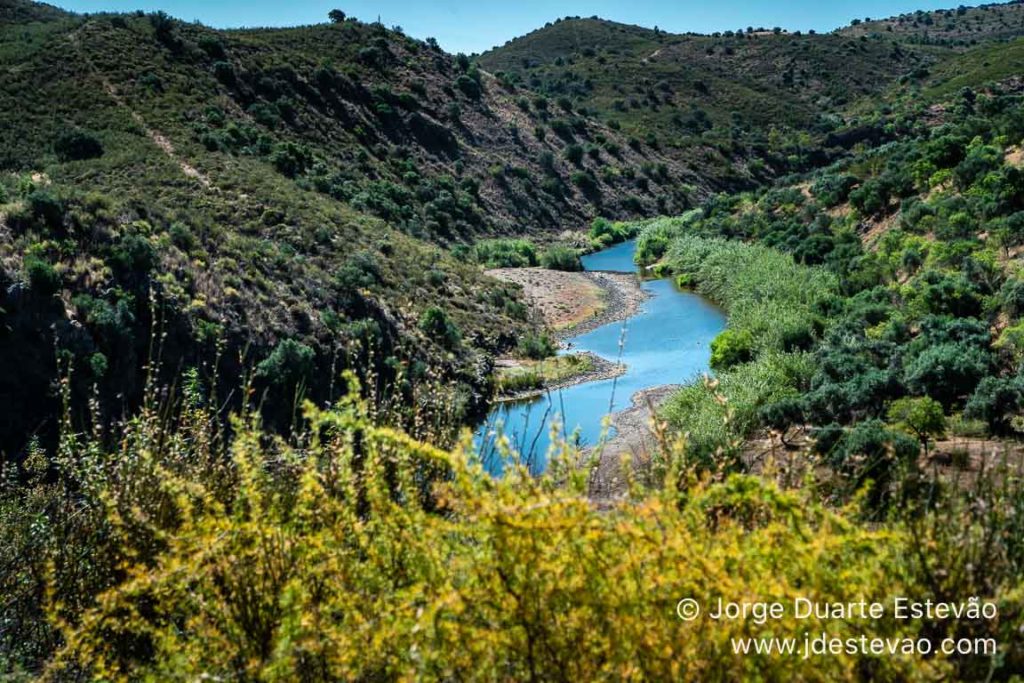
[
  {"x1": 590, "y1": 217, "x2": 639, "y2": 247},
  {"x1": 709, "y1": 329, "x2": 754, "y2": 370},
  {"x1": 53, "y1": 129, "x2": 103, "y2": 162},
  {"x1": 818, "y1": 419, "x2": 920, "y2": 510},
  {"x1": 212, "y1": 60, "x2": 235, "y2": 84},
  {"x1": 24, "y1": 253, "x2": 60, "y2": 294},
  {"x1": 454, "y1": 74, "x2": 481, "y2": 99},
  {"x1": 563, "y1": 144, "x2": 584, "y2": 165},
  {"x1": 517, "y1": 331, "x2": 555, "y2": 359},
  {"x1": 811, "y1": 173, "x2": 857, "y2": 207},
  {"x1": 471, "y1": 239, "x2": 537, "y2": 268},
  {"x1": 571, "y1": 171, "x2": 599, "y2": 198},
  {"x1": 270, "y1": 142, "x2": 312, "y2": 177},
  {"x1": 419, "y1": 306, "x2": 461, "y2": 349},
  {"x1": 108, "y1": 233, "x2": 156, "y2": 275},
  {"x1": 27, "y1": 190, "x2": 63, "y2": 229},
  {"x1": 539, "y1": 246, "x2": 581, "y2": 271},
  {"x1": 256, "y1": 339, "x2": 315, "y2": 388}
]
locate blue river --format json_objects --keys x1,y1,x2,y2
[{"x1": 477, "y1": 239, "x2": 726, "y2": 474}]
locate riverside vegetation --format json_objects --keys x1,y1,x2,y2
[{"x1": 4, "y1": 0, "x2": 1024, "y2": 679}]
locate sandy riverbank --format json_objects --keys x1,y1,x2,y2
[
  {"x1": 587, "y1": 384, "x2": 681, "y2": 503},
  {"x1": 486, "y1": 267, "x2": 649, "y2": 341}
]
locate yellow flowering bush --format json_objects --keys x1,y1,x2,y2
[{"x1": 43, "y1": 392, "x2": 953, "y2": 681}]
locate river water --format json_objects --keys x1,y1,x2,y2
[{"x1": 477, "y1": 239, "x2": 726, "y2": 474}]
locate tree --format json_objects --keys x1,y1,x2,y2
[
  {"x1": 328, "y1": 9, "x2": 346, "y2": 23},
  {"x1": 149, "y1": 11, "x2": 175, "y2": 42},
  {"x1": 964, "y1": 376, "x2": 1024, "y2": 434},
  {"x1": 829, "y1": 419, "x2": 920, "y2": 511},
  {"x1": 887, "y1": 397, "x2": 945, "y2": 456},
  {"x1": 903, "y1": 342, "x2": 989, "y2": 407}
]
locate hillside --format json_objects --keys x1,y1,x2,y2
[
  {"x1": 839, "y1": 0, "x2": 1024, "y2": 45},
  {"x1": 636, "y1": 72, "x2": 1024, "y2": 470},
  {"x1": 5, "y1": 0, "x2": 780, "y2": 459},
  {"x1": 479, "y1": 18, "x2": 930, "y2": 186},
  {"x1": 479, "y1": 8, "x2": 1024, "y2": 189}
]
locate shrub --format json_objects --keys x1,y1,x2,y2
[
  {"x1": 454, "y1": 74, "x2": 481, "y2": 99},
  {"x1": 811, "y1": 173, "x2": 857, "y2": 207},
  {"x1": 563, "y1": 144, "x2": 584, "y2": 165},
  {"x1": 270, "y1": 142, "x2": 312, "y2": 177},
  {"x1": 212, "y1": 60, "x2": 235, "y2": 84},
  {"x1": 903, "y1": 342, "x2": 990, "y2": 407},
  {"x1": 823, "y1": 419, "x2": 920, "y2": 510},
  {"x1": 964, "y1": 376, "x2": 1024, "y2": 434},
  {"x1": 336, "y1": 251, "x2": 381, "y2": 290},
  {"x1": 471, "y1": 238, "x2": 537, "y2": 268},
  {"x1": 539, "y1": 246, "x2": 581, "y2": 271},
  {"x1": 27, "y1": 190, "x2": 63, "y2": 229},
  {"x1": 35, "y1": 395, "x2": 948, "y2": 681},
  {"x1": 23, "y1": 253, "x2": 60, "y2": 294},
  {"x1": 108, "y1": 233, "x2": 156, "y2": 275},
  {"x1": 590, "y1": 217, "x2": 638, "y2": 247},
  {"x1": 517, "y1": 331, "x2": 555, "y2": 359},
  {"x1": 197, "y1": 35, "x2": 225, "y2": 58},
  {"x1": 53, "y1": 129, "x2": 103, "y2": 162},
  {"x1": 446, "y1": 101, "x2": 462, "y2": 123},
  {"x1": 256, "y1": 339, "x2": 315, "y2": 388},
  {"x1": 710, "y1": 329, "x2": 754, "y2": 369},
  {"x1": 758, "y1": 396, "x2": 804, "y2": 444},
  {"x1": 149, "y1": 10, "x2": 176, "y2": 44},
  {"x1": 419, "y1": 306, "x2": 461, "y2": 349},
  {"x1": 550, "y1": 120, "x2": 574, "y2": 140},
  {"x1": 358, "y1": 46, "x2": 385, "y2": 68},
  {"x1": 571, "y1": 171, "x2": 599, "y2": 198}
]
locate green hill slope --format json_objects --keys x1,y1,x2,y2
[
  {"x1": 479, "y1": 18, "x2": 932, "y2": 185},
  {"x1": 839, "y1": 0, "x2": 1024, "y2": 46},
  {"x1": 0, "y1": 4, "x2": 561, "y2": 454},
  {"x1": 479, "y1": 6, "x2": 1024, "y2": 188}
]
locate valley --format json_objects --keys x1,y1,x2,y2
[{"x1": 4, "y1": 0, "x2": 1024, "y2": 679}]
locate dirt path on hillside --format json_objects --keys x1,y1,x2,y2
[{"x1": 68, "y1": 25, "x2": 213, "y2": 189}]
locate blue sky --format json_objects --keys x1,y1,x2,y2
[{"x1": 52, "y1": 0, "x2": 980, "y2": 54}]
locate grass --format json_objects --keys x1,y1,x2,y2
[{"x1": 495, "y1": 352, "x2": 595, "y2": 395}]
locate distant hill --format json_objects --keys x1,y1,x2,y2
[
  {"x1": 478, "y1": 18, "x2": 922, "y2": 183},
  {"x1": 479, "y1": 6, "x2": 1024, "y2": 187},
  {"x1": 838, "y1": 1, "x2": 1024, "y2": 45}
]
